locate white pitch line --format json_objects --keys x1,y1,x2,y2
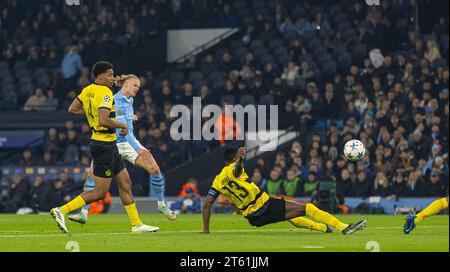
[
  {"x1": 301, "y1": 246, "x2": 324, "y2": 249},
  {"x1": 0, "y1": 226, "x2": 447, "y2": 238}
]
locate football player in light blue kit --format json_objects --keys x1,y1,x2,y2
[{"x1": 69, "y1": 74, "x2": 176, "y2": 224}]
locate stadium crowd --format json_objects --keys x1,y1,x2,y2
[{"x1": 0, "y1": 0, "x2": 449, "y2": 212}]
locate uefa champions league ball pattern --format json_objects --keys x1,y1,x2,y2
[{"x1": 344, "y1": 139, "x2": 366, "y2": 161}]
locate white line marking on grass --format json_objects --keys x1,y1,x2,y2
[
  {"x1": 0, "y1": 229, "x2": 300, "y2": 238},
  {"x1": 301, "y1": 246, "x2": 324, "y2": 249},
  {"x1": 0, "y1": 226, "x2": 447, "y2": 238},
  {"x1": 371, "y1": 226, "x2": 449, "y2": 229}
]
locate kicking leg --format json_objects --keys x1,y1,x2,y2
[
  {"x1": 135, "y1": 153, "x2": 176, "y2": 220},
  {"x1": 404, "y1": 197, "x2": 449, "y2": 234},
  {"x1": 284, "y1": 200, "x2": 366, "y2": 235},
  {"x1": 114, "y1": 168, "x2": 159, "y2": 232}
]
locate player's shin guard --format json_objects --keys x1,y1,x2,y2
[
  {"x1": 305, "y1": 203, "x2": 348, "y2": 232},
  {"x1": 415, "y1": 197, "x2": 449, "y2": 224},
  {"x1": 289, "y1": 217, "x2": 328, "y2": 232},
  {"x1": 150, "y1": 173, "x2": 165, "y2": 206}
]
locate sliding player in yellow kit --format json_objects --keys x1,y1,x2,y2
[{"x1": 202, "y1": 147, "x2": 367, "y2": 235}]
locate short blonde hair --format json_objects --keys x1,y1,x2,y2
[{"x1": 114, "y1": 74, "x2": 139, "y2": 87}]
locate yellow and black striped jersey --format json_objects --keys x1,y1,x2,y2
[
  {"x1": 77, "y1": 84, "x2": 116, "y2": 142},
  {"x1": 208, "y1": 162, "x2": 269, "y2": 217}
]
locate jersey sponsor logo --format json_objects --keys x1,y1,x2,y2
[
  {"x1": 117, "y1": 109, "x2": 125, "y2": 117},
  {"x1": 104, "y1": 95, "x2": 111, "y2": 102}
]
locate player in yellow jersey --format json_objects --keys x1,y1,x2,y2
[
  {"x1": 50, "y1": 61, "x2": 158, "y2": 233},
  {"x1": 202, "y1": 147, "x2": 367, "y2": 235}
]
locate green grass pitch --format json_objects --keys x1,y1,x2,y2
[{"x1": 0, "y1": 214, "x2": 447, "y2": 252}]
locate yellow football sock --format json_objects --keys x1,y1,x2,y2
[
  {"x1": 59, "y1": 196, "x2": 86, "y2": 215},
  {"x1": 305, "y1": 203, "x2": 348, "y2": 232},
  {"x1": 289, "y1": 217, "x2": 328, "y2": 233},
  {"x1": 124, "y1": 202, "x2": 143, "y2": 227},
  {"x1": 415, "y1": 198, "x2": 448, "y2": 224}
]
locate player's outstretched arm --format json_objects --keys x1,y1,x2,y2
[
  {"x1": 68, "y1": 97, "x2": 85, "y2": 116},
  {"x1": 201, "y1": 195, "x2": 216, "y2": 234},
  {"x1": 233, "y1": 147, "x2": 247, "y2": 178}
]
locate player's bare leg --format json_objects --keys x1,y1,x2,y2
[
  {"x1": 114, "y1": 168, "x2": 159, "y2": 232},
  {"x1": 284, "y1": 200, "x2": 366, "y2": 235},
  {"x1": 135, "y1": 152, "x2": 176, "y2": 220}
]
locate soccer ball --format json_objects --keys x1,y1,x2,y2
[{"x1": 343, "y1": 139, "x2": 366, "y2": 161}]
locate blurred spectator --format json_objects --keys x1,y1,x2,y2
[
  {"x1": 353, "y1": 171, "x2": 372, "y2": 198},
  {"x1": 266, "y1": 168, "x2": 282, "y2": 196},
  {"x1": 217, "y1": 4, "x2": 238, "y2": 27},
  {"x1": 61, "y1": 45, "x2": 83, "y2": 90},
  {"x1": 302, "y1": 171, "x2": 318, "y2": 197},
  {"x1": 23, "y1": 88, "x2": 47, "y2": 111},
  {"x1": 251, "y1": 168, "x2": 267, "y2": 191},
  {"x1": 424, "y1": 40, "x2": 441, "y2": 63},
  {"x1": 178, "y1": 178, "x2": 200, "y2": 198},
  {"x1": 19, "y1": 149, "x2": 35, "y2": 166},
  {"x1": 404, "y1": 170, "x2": 427, "y2": 197},
  {"x1": 281, "y1": 168, "x2": 302, "y2": 197},
  {"x1": 337, "y1": 169, "x2": 353, "y2": 198},
  {"x1": 39, "y1": 179, "x2": 65, "y2": 212},
  {"x1": 391, "y1": 171, "x2": 407, "y2": 198},
  {"x1": 281, "y1": 61, "x2": 300, "y2": 86},
  {"x1": 42, "y1": 89, "x2": 59, "y2": 111},
  {"x1": 372, "y1": 172, "x2": 392, "y2": 197},
  {"x1": 311, "y1": 12, "x2": 331, "y2": 32},
  {"x1": 427, "y1": 171, "x2": 447, "y2": 197},
  {"x1": 171, "y1": 178, "x2": 201, "y2": 214},
  {"x1": 28, "y1": 176, "x2": 48, "y2": 212},
  {"x1": 0, "y1": 175, "x2": 30, "y2": 213}
]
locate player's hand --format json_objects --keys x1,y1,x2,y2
[
  {"x1": 132, "y1": 114, "x2": 139, "y2": 122},
  {"x1": 119, "y1": 124, "x2": 128, "y2": 136},
  {"x1": 138, "y1": 148, "x2": 152, "y2": 160},
  {"x1": 237, "y1": 147, "x2": 247, "y2": 159}
]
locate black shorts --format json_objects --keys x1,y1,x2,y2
[
  {"x1": 90, "y1": 140, "x2": 125, "y2": 178},
  {"x1": 245, "y1": 197, "x2": 286, "y2": 227}
]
